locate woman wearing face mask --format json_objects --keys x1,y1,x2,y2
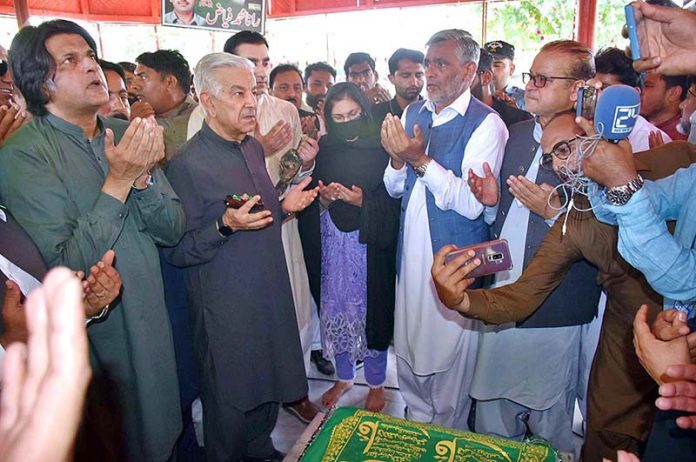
[{"x1": 311, "y1": 82, "x2": 400, "y2": 412}]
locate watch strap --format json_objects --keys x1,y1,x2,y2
[
  {"x1": 605, "y1": 175, "x2": 644, "y2": 206},
  {"x1": 216, "y1": 218, "x2": 234, "y2": 237},
  {"x1": 413, "y1": 158, "x2": 431, "y2": 178}
]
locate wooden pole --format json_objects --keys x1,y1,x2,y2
[
  {"x1": 576, "y1": 0, "x2": 598, "y2": 50},
  {"x1": 14, "y1": 0, "x2": 30, "y2": 28}
]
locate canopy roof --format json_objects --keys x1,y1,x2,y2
[{"x1": 0, "y1": 0, "x2": 599, "y2": 49}]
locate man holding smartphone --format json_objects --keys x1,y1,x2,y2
[{"x1": 434, "y1": 111, "x2": 696, "y2": 460}]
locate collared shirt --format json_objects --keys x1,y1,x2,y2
[
  {"x1": 163, "y1": 10, "x2": 206, "y2": 26},
  {"x1": 383, "y1": 89, "x2": 508, "y2": 374}
]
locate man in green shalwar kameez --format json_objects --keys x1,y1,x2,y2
[{"x1": 0, "y1": 20, "x2": 185, "y2": 461}]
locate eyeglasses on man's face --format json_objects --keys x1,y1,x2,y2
[
  {"x1": 0, "y1": 60, "x2": 8, "y2": 78},
  {"x1": 540, "y1": 137, "x2": 578, "y2": 169},
  {"x1": 523, "y1": 72, "x2": 578, "y2": 88}
]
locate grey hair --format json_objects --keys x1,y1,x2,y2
[
  {"x1": 194, "y1": 52, "x2": 254, "y2": 116},
  {"x1": 425, "y1": 29, "x2": 480, "y2": 66},
  {"x1": 194, "y1": 52, "x2": 254, "y2": 96}
]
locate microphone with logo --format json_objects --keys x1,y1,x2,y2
[{"x1": 592, "y1": 84, "x2": 641, "y2": 143}]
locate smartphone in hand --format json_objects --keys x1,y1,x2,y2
[
  {"x1": 224, "y1": 194, "x2": 265, "y2": 212},
  {"x1": 444, "y1": 239, "x2": 513, "y2": 279},
  {"x1": 625, "y1": 4, "x2": 642, "y2": 61}
]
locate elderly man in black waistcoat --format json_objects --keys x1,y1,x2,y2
[{"x1": 164, "y1": 52, "x2": 318, "y2": 462}]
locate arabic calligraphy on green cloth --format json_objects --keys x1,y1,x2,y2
[{"x1": 301, "y1": 407, "x2": 558, "y2": 462}]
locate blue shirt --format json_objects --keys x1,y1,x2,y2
[{"x1": 590, "y1": 164, "x2": 696, "y2": 320}]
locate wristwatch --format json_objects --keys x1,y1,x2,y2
[
  {"x1": 605, "y1": 175, "x2": 644, "y2": 206},
  {"x1": 413, "y1": 158, "x2": 431, "y2": 178},
  {"x1": 216, "y1": 218, "x2": 234, "y2": 237},
  {"x1": 132, "y1": 172, "x2": 154, "y2": 191}
]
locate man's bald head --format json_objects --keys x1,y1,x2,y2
[{"x1": 541, "y1": 112, "x2": 585, "y2": 177}]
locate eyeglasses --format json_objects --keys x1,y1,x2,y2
[
  {"x1": 0, "y1": 60, "x2": 8, "y2": 77},
  {"x1": 540, "y1": 137, "x2": 578, "y2": 169},
  {"x1": 522, "y1": 72, "x2": 579, "y2": 88}
]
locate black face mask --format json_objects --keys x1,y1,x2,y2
[{"x1": 330, "y1": 116, "x2": 371, "y2": 143}]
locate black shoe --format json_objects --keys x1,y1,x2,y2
[
  {"x1": 244, "y1": 449, "x2": 285, "y2": 462},
  {"x1": 311, "y1": 350, "x2": 335, "y2": 376}
]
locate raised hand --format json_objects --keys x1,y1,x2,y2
[
  {"x1": 656, "y1": 364, "x2": 696, "y2": 430},
  {"x1": 129, "y1": 100, "x2": 156, "y2": 119},
  {"x1": 366, "y1": 83, "x2": 392, "y2": 105},
  {"x1": 630, "y1": 2, "x2": 696, "y2": 76},
  {"x1": 652, "y1": 309, "x2": 690, "y2": 341},
  {"x1": 297, "y1": 135, "x2": 319, "y2": 168},
  {"x1": 468, "y1": 162, "x2": 499, "y2": 207},
  {"x1": 83, "y1": 250, "x2": 122, "y2": 318},
  {"x1": 494, "y1": 89, "x2": 519, "y2": 109},
  {"x1": 318, "y1": 180, "x2": 340, "y2": 208},
  {"x1": 633, "y1": 304, "x2": 690, "y2": 385},
  {"x1": 0, "y1": 104, "x2": 28, "y2": 147},
  {"x1": 255, "y1": 120, "x2": 292, "y2": 156},
  {"x1": 507, "y1": 176, "x2": 560, "y2": 219},
  {"x1": 576, "y1": 116, "x2": 637, "y2": 188},
  {"x1": 103, "y1": 117, "x2": 164, "y2": 202},
  {"x1": 301, "y1": 115, "x2": 319, "y2": 140},
  {"x1": 648, "y1": 130, "x2": 665, "y2": 149},
  {"x1": 333, "y1": 183, "x2": 363, "y2": 207},
  {"x1": 0, "y1": 268, "x2": 91, "y2": 462},
  {"x1": 0, "y1": 280, "x2": 27, "y2": 347},
  {"x1": 381, "y1": 114, "x2": 426, "y2": 166},
  {"x1": 282, "y1": 176, "x2": 319, "y2": 213}
]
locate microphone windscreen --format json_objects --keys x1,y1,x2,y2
[{"x1": 594, "y1": 84, "x2": 641, "y2": 141}]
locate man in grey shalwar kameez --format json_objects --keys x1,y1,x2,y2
[
  {"x1": 165, "y1": 53, "x2": 317, "y2": 462},
  {"x1": 0, "y1": 20, "x2": 185, "y2": 461}
]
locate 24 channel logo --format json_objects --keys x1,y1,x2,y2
[{"x1": 612, "y1": 103, "x2": 640, "y2": 134}]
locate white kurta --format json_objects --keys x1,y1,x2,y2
[
  {"x1": 187, "y1": 94, "x2": 314, "y2": 366},
  {"x1": 383, "y1": 90, "x2": 508, "y2": 376}
]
